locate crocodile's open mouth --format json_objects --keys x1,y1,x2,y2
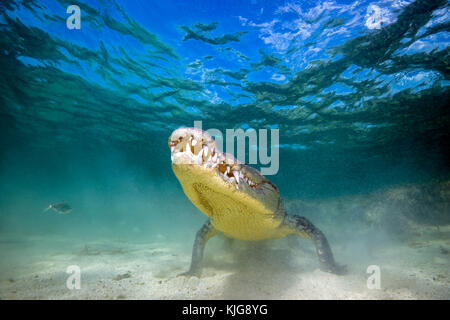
[{"x1": 168, "y1": 127, "x2": 276, "y2": 192}]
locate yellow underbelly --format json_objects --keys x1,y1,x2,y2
[
  {"x1": 197, "y1": 188, "x2": 284, "y2": 240},
  {"x1": 211, "y1": 213, "x2": 284, "y2": 240},
  {"x1": 174, "y1": 169, "x2": 285, "y2": 240}
]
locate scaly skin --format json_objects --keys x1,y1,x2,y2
[{"x1": 169, "y1": 127, "x2": 346, "y2": 277}]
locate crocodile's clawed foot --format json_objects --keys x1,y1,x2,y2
[
  {"x1": 177, "y1": 269, "x2": 201, "y2": 278},
  {"x1": 321, "y1": 263, "x2": 347, "y2": 275}
]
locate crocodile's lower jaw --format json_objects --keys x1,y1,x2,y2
[
  {"x1": 172, "y1": 163, "x2": 273, "y2": 219},
  {"x1": 173, "y1": 163, "x2": 284, "y2": 240}
]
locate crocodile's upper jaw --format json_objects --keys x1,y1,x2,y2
[{"x1": 169, "y1": 127, "x2": 283, "y2": 239}]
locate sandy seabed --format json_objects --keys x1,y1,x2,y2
[{"x1": 0, "y1": 226, "x2": 449, "y2": 300}]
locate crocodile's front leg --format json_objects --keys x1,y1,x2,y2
[
  {"x1": 179, "y1": 219, "x2": 219, "y2": 277},
  {"x1": 281, "y1": 214, "x2": 347, "y2": 275}
]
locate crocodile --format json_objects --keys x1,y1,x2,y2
[{"x1": 169, "y1": 127, "x2": 346, "y2": 276}]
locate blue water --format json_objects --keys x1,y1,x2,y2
[{"x1": 0, "y1": 0, "x2": 449, "y2": 299}]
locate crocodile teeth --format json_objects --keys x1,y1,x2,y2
[
  {"x1": 226, "y1": 166, "x2": 230, "y2": 174},
  {"x1": 171, "y1": 146, "x2": 175, "y2": 153},
  {"x1": 232, "y1": 171, "x2": 240, "y2": 183},
  {"x1": 212, "y1": 153, "x2": 218, "y2": 163},
  {"x1": 194, "y1": 153, "x2": 202, "y2": 164},
  {"x1": 191, "y1": 139, "x2": 197, "y2": 146},
  {"x1": 186, "y1": 145, "x2": 192, "y2": 155},
  {"x1": 229, "y1": 177, "x2": 235, "y2": 184}
]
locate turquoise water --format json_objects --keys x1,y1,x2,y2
[{"x1": 0, "y1": 0, "x2": 449, "y2": 299}]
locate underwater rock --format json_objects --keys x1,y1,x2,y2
[
  {"x1": 78, "y1": 244, "x2": 126, "y2": 256},
  {"x1": 384, "y1": 181, "x2": 450, "y2": 225},
  {"x1": 78, "y1": 245, "x2": 101, "y2": 256},
  {"x1": 285, "y1": 180, "x2": 450, "y2": 241},
  {"x1": 113, "y1": 272, "x2": 132, "y2": 281}
]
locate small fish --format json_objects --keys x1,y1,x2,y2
[{"x1": 44, "y1": 202, "x2": 72, "y2": 214}]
